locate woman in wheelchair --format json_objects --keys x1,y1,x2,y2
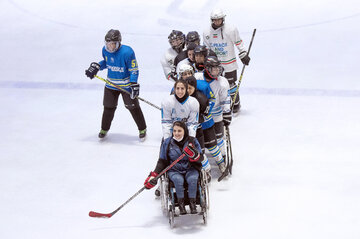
[{"x1": 144, "y1": 121, "x2": 203, "y2": 214}]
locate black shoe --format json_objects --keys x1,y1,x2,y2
[
  {"x1": 189, "y1": 198, "x2": 197, "y2": 214},
  {"x1": 233, "y1": 104, "x2": 241, "y2": 114},
  {"x1": 178, "y1": 198, "x2": 187, "y2": 215},
  {"x1": 98, "y1": 129, "x2": 108, "y2": 138}
]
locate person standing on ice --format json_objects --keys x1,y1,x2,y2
[
  {"x1": 203, "y1": 8, "x2": 251, "y2": 114},
  {"x1": 85, "y1": 29, "x2": 147, "y2": 140},
  {"x1": 144, "y1": 121, "x2": 202, "y2": 215},
  {"x1": 160, "y1": 30, "x2": 186, "y2": 81},
  {"x1": 194, "y1": 56, "x2": 231, "y2": 176}
]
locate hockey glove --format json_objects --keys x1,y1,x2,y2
[
  {"x1": 239, "y1": 51, "x2": 250, "y2": 66},
  {"x1": 129, "y1": 83, "x2": 140, "y2": 99},
  {"x1": 183, "y1": 143, "x2": 200, "y2": 162},
  {"x1": 168, "y1": 71, "x2": 178, "y2": 82},
  {"x1": 144, "y1": 171, "x2": 158, "y2": 189},
  {"x1": 204, "y1": 101, "x2": 215, "y2": 116},
  {"x1": 85, "y1": 62, "x2": 100, "y2": 79},
  {"x1": 223, "y1": 111, "x2": 232, "y2": 126}
]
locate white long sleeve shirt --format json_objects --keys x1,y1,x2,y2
[
  {"x1": 203, "y1": 23, "x2": 246, "y2": 73},
  {"x1": 160, "y1": 47, "x2": 178, "y2": 81},
  {"x1": 161, "y1": 95, "x2": 200, "y2": 139}
]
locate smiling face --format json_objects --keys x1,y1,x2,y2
[
  {"x1": 172, "y1": 125, "x2": 184, "y2": 141},
  {"x1": 175, "y1": 82, "x2": 187, "y2": 98}
]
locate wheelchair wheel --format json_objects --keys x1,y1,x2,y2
[
  {"x1": 203, "y1": 210, "x2": 208, "y2": 225},
  {"x1": 169, "y1": 207, "x2": 175, "y2": 228},
  {"x1": 159, "y1": 176, "x2": 169, "y2": 216}
]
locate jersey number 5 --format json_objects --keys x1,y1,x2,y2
[{"x1": 131, "y1": 59, "x2": 138, "y2": 68}]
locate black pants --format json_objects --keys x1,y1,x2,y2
[
  {"x1": 224, "y1": 70, "x2": 240, "y2": 110},
  {"x1": 101, "y1": 87, "x2": 146, "y2": 131},
  {"x1": 196, "y1": 126, "x2": 205, "y2": 153},
  {"x1": 203, "y1": 125, "x2": 218, "y2": 149}
]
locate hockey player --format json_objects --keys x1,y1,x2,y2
[
  {"x1": 174, "y1": 31, "x2": 201, "y2": 67},
  {"x1": 85, "y1": 29, "x2": 147, "y2": 140},
  {"x1": 160, "y1": 30, "x2": 186, "y2": 81},
  {"x1": 161, "y1": 79, "x2": 199, "y2": 139},
  {"x1": 176, "y1": 42, "x2": 197, "y2": 74},
  {"x1": 194, "y1": 56, "x2": 231, "y2": 175},
  {"x1": 178, "y1": 64, "x2": 195, "y2": 81},
  {"x1": 193, "y1": 45, "x2": 217, "y2": 73},
  {"x1": 203, "y1": 8, "x2": 251, "y2": 114},
  {"x1": 144, "y1": 121, "x2": 202, "y2": 214}
]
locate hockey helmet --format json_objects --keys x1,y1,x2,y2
[
  {"x1": 186, "y1": 31, "x2": 200, "y2": 45},
  {"x1": 204, "y1": 56, "x2": 222, "y2": 78},
  {"x1": 210, "y1": 8, "x2": 226, "y2": 20},
  {"x1": 105, "y1": 29, "x2": 121, "y2": 53},
  {"x1": 194, "y1": 45, "x2": 208, "y2": 58},
  {"x1": 168, "y1": 30, "x2": 185, "y2": 52},
  {"x1": 178, "y1": 64, "x2": 194, "y2": 78}
]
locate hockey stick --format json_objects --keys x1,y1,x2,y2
[
  {"x1": 94, "y1": 75, "x2": 161, "y2": 110},
  {"x1": 225, "y1": 125, "x2": 234, "y2": 175},
  {"x1": 89, "y1": 153, "x2": 186, "y2": 218},
  {"x1": 218, "y1": 125, "x2": 233, "y2": 182},
  {"x1": 231, "y1": 29, "x2": 257, "y2": 110}
]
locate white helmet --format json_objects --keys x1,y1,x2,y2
[
  {"x1": 210, "y1": 8, "x2": 226, "y2": 20},
  {"x1": 178, "y1": 64, "x2": 194, "y2": 76}
]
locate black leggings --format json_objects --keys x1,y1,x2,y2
[{"x1": 101, "y1": 87, "x2": 146, "y2": 131}]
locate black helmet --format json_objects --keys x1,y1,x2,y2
[
  {"x1": 204, "y1": 56, "x2": 222, "y2": 78},
  {"x1": 168, "y1": 30, "x2": 185, "y2": 53},
  {"x1": 105, "y1": 29, "x2": 121, "y2": 42},
  {"x1": 186, "y1": 31, "x2": 200, "y2": 45},
  {"x1": 104, "y1": 29, "x2": 121, "y2": 53},
  {"x1": 194, "y1": 45, "x2": 208, "y2": 58}
]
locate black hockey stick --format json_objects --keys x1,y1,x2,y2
[
  {"x1": 231, "y1": 28, "x2": 257, "y2": 110},
  {"x1": 89, "y1": 153, "x2": 186, "y2": 218},
  {"x1": 95, "y1": 75, "x2": 161, "y2": 110}
]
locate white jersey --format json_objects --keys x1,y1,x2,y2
[
  {"x1": 194, "y1": 72, "x2": 230, "y2": 122},
  {"x1": 203, "y1": 23, "x2": 246, "y2": 73},
  {"x1": 161, "y1": 95, "x2": 200, "y2": 138},
  {"x1": 160, "y1": 47, "x2": 178, "y2": 81}
]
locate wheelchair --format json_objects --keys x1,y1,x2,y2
[{"x1": 159, "y1": 169, "x2": 210, "y2": 228}]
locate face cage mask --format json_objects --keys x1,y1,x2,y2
[
  {"x1": 105, "y1": 41, "x2": 120, "y2": 53},
  {"x1": 206, "y1": 65, "x2": 222, "y2": 79},
  {"x1": 169, "y1": 37, "x2": 184, "y2": 51}
]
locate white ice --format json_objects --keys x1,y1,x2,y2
[{"x1": 1, "y1": 0, "x2": 360, "y2": 238}]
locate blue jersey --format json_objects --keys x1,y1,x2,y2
[
  {"x1": 98, "y1": 44, "x2": 139, "y2": 91},
  {"x1": 196, "y1": 79, "x2": 216, "y2": 129}
]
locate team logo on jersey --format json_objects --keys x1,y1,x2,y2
[
  {"x1": 110, "y1": 57, "x2": 114, "y2": 63},
  {"x1": 206, "y1": 35, "x2": 209, "y2": 40},
  {"x1": 213, "y1": 34, "x2": 218, "y2": 38},
  {"x1": 181, "y1": 109, "x2": 185, "y2": 113}
]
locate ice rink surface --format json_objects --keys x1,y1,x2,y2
[{"x1": 1, "y1": 0, "x2": 360, "y2": 238}]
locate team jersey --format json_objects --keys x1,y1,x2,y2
[
  {"x1": 194, "y1": 72, "x2": 231, "y2": 122},
  {"x1": 161, "y1": 95, "x2": 199, "y2": 139},
  {"x1": 203, "y1": 23, "x2": 246, "y2": 73},
  {"x1": 160, "y1": 47, "x2": 178, "y2": 81},
  {"x1": 98, "y1": 44, "x2": 139, "y2": 92},
  {"x1": 194, "y1": 78, "x2": 216, "y2": 129}
]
